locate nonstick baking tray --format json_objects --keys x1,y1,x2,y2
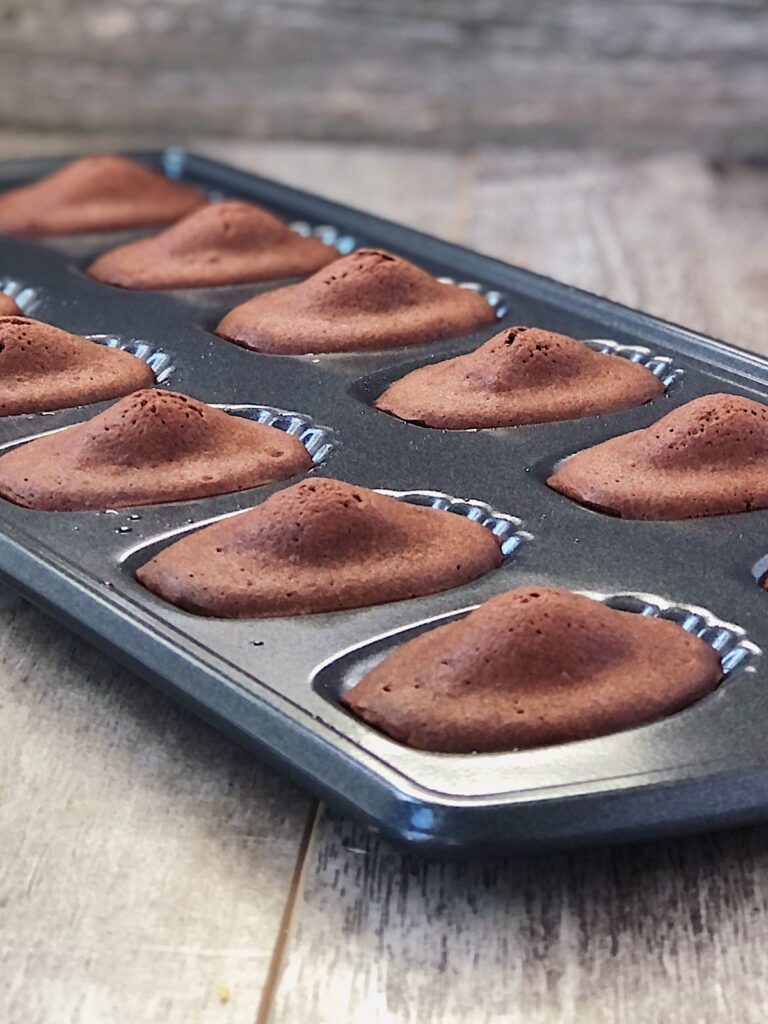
[{"x1": 2, "y1": 148, "x2": 768, "y2": 857}]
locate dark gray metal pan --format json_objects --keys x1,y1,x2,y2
[{"x1": 1, "y1": 148, "x2": 767, "y2": 856}]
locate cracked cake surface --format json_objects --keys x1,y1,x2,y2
[
  {"x1": 215, "y1": 249, "x2": 497, "y2": 355},
  {"x1": 548, "y1": 393, "x2": 768, "y2": 519},
  {"x1": 137, "y1": 478, "x2": 504, "y2": 617},
  {"x1": 376, "y1": 326, "x2": 665, "y2": 428},
  {"x1": 343, "y1": 587, "x2": 723, "y2": 752},
  {"x1": 0, "y1": 155, "x2": 207, "y2": 237},
  {"x1": 0, "y1": 389, "x2": 312, "y2": 509},
  {"x1": 0, "y1": 316, "x2": 155, "y2": 416},
  {"x1": 87, "y1": 200, "x2": 335, "y2": 289}
]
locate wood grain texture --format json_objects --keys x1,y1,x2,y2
[
  {"x1": 0, "y1": 598, "x2": 312, "y2": 1024},
  {"x1": 0, "y1": 2, "x2": 766, "y2": 153},
  {"x1": 464, "y1": 149, "x2": 768, "y2": 353},
  {"x1": 270, "y1": 811, "x2": 768, "y2": 1024},
  {"x1": 196, "y1": 139, "x2": 467, "y2": 240}
]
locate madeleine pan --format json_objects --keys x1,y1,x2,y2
[{"x1": 0, "y1": 150, "x2": 767, "y2": 855}]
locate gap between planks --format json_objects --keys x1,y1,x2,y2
[
  {"x1": 255, "y1": 801, "x2": 324, "y2": 1024},
  {"x1": 254, "y1": 144, "x2": 475, "y2": 1024}
]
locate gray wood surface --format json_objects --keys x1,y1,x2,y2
[
  {"x1": 0, "y1": 593, "x2": 312, "y2": 1024},
  {"x1": 464, "y1": 148, "x2": 768, "y2": 353},
  {"x1": 1, "y1": 135, "x2": 768, "y2": 1023},
  {"x1": 270, "y1": 812, "x2": 768, "y2": 1024},
  {"x1": 0, "y1": 3, "x2": 766, "y2": 154}
]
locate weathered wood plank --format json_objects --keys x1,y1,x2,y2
[
  {"x1": 0, "y1": 598, "x2": 313, "y2": 1024},
  {"x1": 0, "y1": 3, "x2": 765, "y2": 153},
  {"x1": 465, "y1": 149, "x2": 768, "y2": 352},
  {"x1": 196, "y1": 139, "x2": 467, "y2": 238},
  {"x1": 270, "y1": 811, "x2": 768, "y2": 1024}
]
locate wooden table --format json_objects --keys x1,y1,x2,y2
[{"x1": 3, "y1": 138, "x2": 768, "y2": 1024}]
